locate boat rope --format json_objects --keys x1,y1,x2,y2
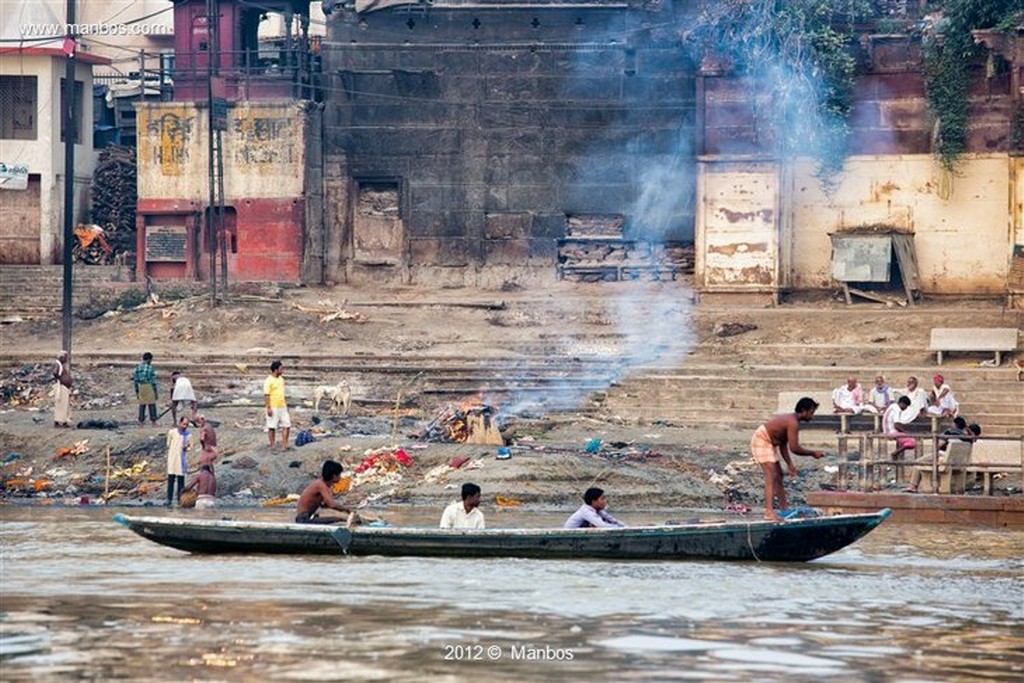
[{"x1": 745, "y1": 521, "x2": 762, "y2": 563}]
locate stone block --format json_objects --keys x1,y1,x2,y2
[{"x1": 484, "y1": 213, "x2": 532, "y2": 239}]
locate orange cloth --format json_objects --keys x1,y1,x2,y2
[{"x1": 749, "y1": 425, "x2": 779, "y2": 464}]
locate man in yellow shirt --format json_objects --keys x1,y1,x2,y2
[{"x1": 264, "y1": 359, "x2": 291, "y2": 449}]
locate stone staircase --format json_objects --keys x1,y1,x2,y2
[
  {"x1": 0, "y1": 265, "x2": 133, "y2": 319},
  {"x1": 602, "y1": 363, "x2": 1024, "y2": 435}
]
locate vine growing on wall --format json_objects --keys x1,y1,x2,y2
[
  {"x1": 922, "y1": 0, "x2": 1021, "y2": 172},
  {"x1": 684, "y1": 0, "x2": 873, "y2": 192}
]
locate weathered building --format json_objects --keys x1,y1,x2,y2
[
  {"x1": 320, "y1": 0, "x2": 698, "y2": 286},
  {"x1": 134, "y1": 0, "x2": 322, "y2": 282},
  {"x1": 0, "y1": 0, "x2": 108, "y2": 264},
  {"x1": 695, "y1": 31, "x2": 1022, "y2": 304}
]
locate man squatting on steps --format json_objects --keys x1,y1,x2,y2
[{"x1": 750, "y1": 397, "x2": 825, "y2": 522}]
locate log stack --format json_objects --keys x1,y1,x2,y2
[{"x1": 90, "y1": 145, "x2": 137, "y2": 258}]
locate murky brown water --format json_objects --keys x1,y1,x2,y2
[{"x1": 1, "y1": 507, "x2": 1022, "y2": 681}]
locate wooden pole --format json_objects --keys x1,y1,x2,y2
[{"x1": 104, "y1": 445, "x2": 111, "y2": 500}]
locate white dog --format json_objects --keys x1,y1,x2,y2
[{"x1": 313, "y1": 380, "x2": 351, "y2": 415}]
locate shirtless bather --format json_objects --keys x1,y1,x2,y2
[
  {"x1": 295, "y1": 460, "x2": 357, "y2": 525},
  {"x1": 750, "y1": 397, "x2": 825, "y2": 522}
]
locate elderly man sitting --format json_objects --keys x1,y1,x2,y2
[{"x1": 832, "y1": 375, "x2": 869, "y2": 415}]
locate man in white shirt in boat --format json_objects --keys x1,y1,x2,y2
[
  {"x1": 440, "y1": 483, "x2": 485, "y2": 529},
  {"x1": 563, "y1": 487, "x2": 626, "y2": 528}
]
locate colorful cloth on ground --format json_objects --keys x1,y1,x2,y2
[
  {"x1": 264, "y1": 375, "x2": 286, "y2": 408},
  {"x1": 563, "y1": 504, "x2": 625, "y2": 529},
  {"x1": 749, "y1": 424, "x2": 779, "y2": 464},
  {"x1": 439, "y1": 500, "x2": 486, "y2": 529}
]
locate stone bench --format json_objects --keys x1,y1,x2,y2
[
  {"x1": 966, "y1": 439, "x2": 1023, "y2": 495},
  {"x1": 912, "y1": 439, "x2": 1022, "y2": 495},
  {"x1": 929, "y1": 327, "x2": 1018, "y2": 365},
  {"x1": 911, "y1": 441, "x2": 973, "y2": 494}
]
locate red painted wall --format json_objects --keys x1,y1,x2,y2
[{"x1": 138, "y1": 198, "x2": 303, "y2": 282}]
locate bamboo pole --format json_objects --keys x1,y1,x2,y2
[{"x1": 104, "y1": 445, "x2": 111, "y2": 500}]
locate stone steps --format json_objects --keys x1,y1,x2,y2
[{"x1": 0, "y1": 265, "x2": 131, "y2": 319}]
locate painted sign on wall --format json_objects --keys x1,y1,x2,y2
[
  {"x1": 0, "y1": 162, "x2": 29, "y2": 190},
  {"x1": 143, "y1": 111, "x2": 195, "y2": 176},
  {"x1": 145, "y1": 225, "x2": 188, "y2": 261}
]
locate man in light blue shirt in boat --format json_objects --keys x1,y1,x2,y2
[{"x1": 563, "y1": 487, "x2": 627, "y2": 528}]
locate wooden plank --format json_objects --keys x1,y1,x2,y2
[
  {"x1": 891, "y1": 233, "x2": 921, "y2": 305},
  {"x1": 805, "y1": 491, "x2": 1024, "y2": 526}
]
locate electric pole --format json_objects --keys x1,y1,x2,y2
[
  {"x1": 61, "y1": 0, "x2": 77, "y2": 357},
  {"x1": 206, "y1": 0, "x2": 226, "y2": 304}
]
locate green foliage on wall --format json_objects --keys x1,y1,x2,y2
[
  {"x1": 922, "y1": 0, "x2": 1022, "y2": 172},
  {"x1": 685, "y1": 0, "x2": 872, "y2": 191}
]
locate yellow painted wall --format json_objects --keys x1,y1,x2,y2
[
  {"x1": 136, "y1": 101, "x2": 307, "y2": 200},
  {"x1": 788, "y1": 155, "x2": 1010, "y2": 294}
]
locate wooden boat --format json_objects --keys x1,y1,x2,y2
[{"x1": 114, "y1": 509, "x2": 891, "y2": 562}]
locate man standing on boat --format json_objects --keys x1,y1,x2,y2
[
  {"x1": 750, "y1": 397, "x2": 825, "y2": 522},
  {"x1": 440, "y1": 483, "x2": 485, "y2": 529}
]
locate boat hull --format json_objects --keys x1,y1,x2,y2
[{"x1": 114, "y1": 510, "x2": 891, "y2": 562}]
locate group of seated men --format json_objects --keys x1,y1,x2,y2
[
  {"x1": 830, "y1": 375, "x2": 984, "y2": 491},
  {"x1": 831, "y1": 373, "x2": 960, "y2": 422}
]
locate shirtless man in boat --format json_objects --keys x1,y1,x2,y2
[
  {"x1": 295, "y1": 460, "x2": 359, "y2": 525},
  {"x1": 750, "y1": 397, "x2": 825, "y2": 522}
]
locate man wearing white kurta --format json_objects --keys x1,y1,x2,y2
[
  {"x1": 166, "y1": 416, "x2": 191, "y2": 506},
  {"x1": 832, "y1": 375, "x2": 868, "y2": 414},
  {"x1": 440, "y1": 483, "x2": 485, "y2": 529}
]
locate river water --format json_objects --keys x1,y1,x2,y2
[{"x1": 1, "y1": 507, "x2": 1021, "y2": 682}]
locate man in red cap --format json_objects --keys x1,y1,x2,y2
[{"x1": 925, "y1": 374, "x2": 959, "y2": 418}]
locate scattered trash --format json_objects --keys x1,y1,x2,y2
[
  {"x1": 495, "y1": 495, "x2": 520, "y2": 507},
  {"x1": 56, "y1": 440, "x2": 91, "y2": 458},
  {"x1": 583, "y1": 438, "x2": 602, "y2": 454},
  {"x1": 295, "y1": 430, "x2": 315, "y2": 447},
  {"x1": 496, "y1": 447, "x2": 512, "y2": 460}
]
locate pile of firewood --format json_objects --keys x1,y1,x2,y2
[{"x1": 90, "y1": 145, "x2": 137, "y2": 258}]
